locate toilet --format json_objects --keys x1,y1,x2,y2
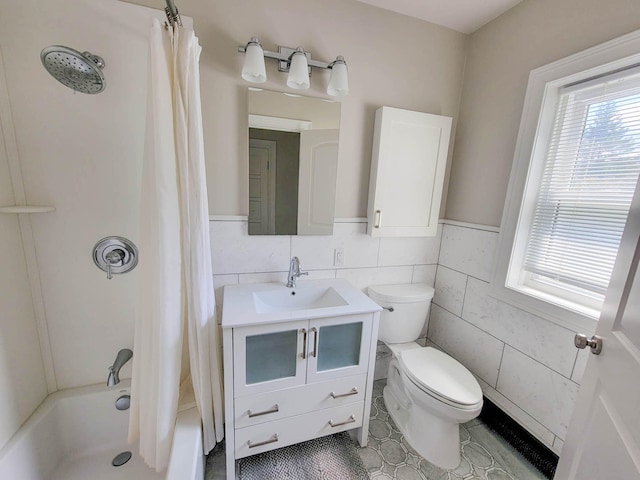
[{"x1": 367, "y1": 283, "x2": 483, "y2": 469}]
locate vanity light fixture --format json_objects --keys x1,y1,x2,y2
[
  {"x1": 241, "y1": 38, "x2": 266, "y2": 83},
  {"x1": 238, "y1": 37, "x2": 349, "y2": 96},
  {"x1": 287, "y1": 48, "x2": 310, "y2": 90}
]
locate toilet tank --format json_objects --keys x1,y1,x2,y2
[{"x1": 367, "y1": 284, "x2": 435, "y2": 344}]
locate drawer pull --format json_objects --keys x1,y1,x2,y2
[
  {"x1": 248, "y1": 404, "x2": 279, "y2": 418},
  {"x1": 248, "y1": 433, "x2": 279, "y2": 448},
  {"x1": 329, "y1": 415, "x2": 356, "y2": 428},
  {"x1": 330, "y1": 387, "x2": 358, "y2": 399}
]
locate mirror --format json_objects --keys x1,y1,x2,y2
[{"x1": 247, "y1": 88, "x2": 341, "y2": 235}]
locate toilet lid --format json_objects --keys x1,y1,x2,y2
[{"x1": 399, "y1": 347, "x2": 482, "y2": 406}]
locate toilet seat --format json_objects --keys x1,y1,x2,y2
[{"x1": 398, "y1": 347, "x2": 482, "y2": 409}]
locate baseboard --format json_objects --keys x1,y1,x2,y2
[{"x1": 479, "y1": 397, "x2": 559, "y2": 479}]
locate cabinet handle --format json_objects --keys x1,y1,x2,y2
[
  {"x1": 329, "y1": 415, "x2": 356, "y2": 428},
  {"x1": 248, "y1": 433, "x2": 279, "y2": 448},
  {"x1": 374, "y1": 210, "x2": 381, "y2": 228},
  {"x1": 311, "y1": 327, "x2": 318, "y2": 358},
  {"x1": 300, "y1": 328, "x2": 307, "y2": 359},
  {"x1": 248, "y1": 404, "x2": 279, "y2": 418},
  {"x1": 330, "y1": 387, "x2": 358, "y2": 399}
]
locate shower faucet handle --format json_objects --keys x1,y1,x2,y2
[{"x1": 105, "y1": 249, "x2": 124, "y2": 280}]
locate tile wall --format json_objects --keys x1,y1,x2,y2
[
  {"x1": 210, "y1": 218, "x2": 587, "y2": 457},
  {"x1": 430, "y1": 223, "x2": 587, "y2": 455}
]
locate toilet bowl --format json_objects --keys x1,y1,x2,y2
[{"x1": 368, "y1": 284, "x2": 483, "y2": 469}]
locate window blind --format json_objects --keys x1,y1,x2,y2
[{"x1": 523, "y1": 71, "x2": 640, "y2": 296}]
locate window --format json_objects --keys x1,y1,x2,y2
[
  {"x1": 493, "y1": 31, "x2": 640, "y2": 331},
  {"x1": 518, "y1": 70, "x2": 640, "y2": 312}
]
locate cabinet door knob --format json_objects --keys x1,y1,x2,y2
[{"x1": 374, "y1": 210, "x2": 382, "y2": 228}]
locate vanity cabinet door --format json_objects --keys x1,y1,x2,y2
[
  {"x1": 233, "y1": 320, "x2": 308, "y2": 397},
  {"x1": 305, "y1": 314, "x2": 372, "y2": 383}
]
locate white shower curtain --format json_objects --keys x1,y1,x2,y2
[{"x1": 128, "y1": 18, "x2": 224, "y2": 471}]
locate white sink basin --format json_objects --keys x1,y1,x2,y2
[
  {"x1": 221, "y1": 279, "x2": 382, "y2": 327},
  {"x1": 253, "y1": 286, "x2": 348, "y2": 313}
]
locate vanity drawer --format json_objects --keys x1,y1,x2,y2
[
  {"x1": 235, "y1": 401, "x2": 364, "y2": 459},
  {"x1": 234, "y1": 374, "x2": 366, "y2": 428}
]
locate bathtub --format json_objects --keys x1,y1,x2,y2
[{"x1": 0, "y1": 380, "x2": 204, "y2": 480}]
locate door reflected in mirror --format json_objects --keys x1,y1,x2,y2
[{"x1": 247, "y1": 88, "x2": 341, "y2": 235}]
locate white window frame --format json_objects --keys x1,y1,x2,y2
[{"x1": 492, "y1": 29, "x2": 640, "y2": 333}]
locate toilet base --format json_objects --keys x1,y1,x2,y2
[{"x1": 383, "y1": 385, "x2": 462, "y2": 469}]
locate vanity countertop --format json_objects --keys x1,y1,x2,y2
[{"x1": 221, "y1": 278, "x2": 382, "y2": 328}]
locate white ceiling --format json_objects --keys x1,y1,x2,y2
[{"x1": 354, "y1": 0, "x2": 523, "y2": 34}]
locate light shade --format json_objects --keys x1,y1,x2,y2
[
  {"x1": 287, "y1": 51, "x2": 310, "y2": 90},
  {"x1": 327, "y1": 56, "x2": 348, "y2": 96},
  {"x1": 241, "y1": 40, "x2": 266, "y2": 83}
]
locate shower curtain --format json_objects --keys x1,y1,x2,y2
[{"x1": 128, "y1": 18, "x2": 224, "y2": 471}]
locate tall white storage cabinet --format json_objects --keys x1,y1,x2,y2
[{"x1": 367, "y1": 106, "x2": 452, "y2": 237}]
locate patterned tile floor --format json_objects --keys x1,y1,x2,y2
[
  {"x1": 206, "y1": 379, "x2": 546, "y2": 480},
  {"x1": 360, "y1": 380, "x2": 545, "y2": 480}
]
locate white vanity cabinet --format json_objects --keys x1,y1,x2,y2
[
  {"x1": 367, "y1": 106, "x2": 452, "y2": 237},
  {"x1": 221, "y1": 280, "x2": 381, "y2": 480}
]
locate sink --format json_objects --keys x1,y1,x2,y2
[
  {"x1": 221, "y1": 279, "x2": 383, "y2": 327},
  {"x1": 253, "y1": 286, "x2": 348, "y2": 313}
]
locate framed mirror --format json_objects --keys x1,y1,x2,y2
[{"x1": 247, "y1": 88, "x2": 341, "y2": 235}]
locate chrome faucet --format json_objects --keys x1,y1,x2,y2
[
  {"x1": 286, "y1": 256, "x2": 308, "y2": 288},
  {"x1": 107, "y1": 348, "x2": 133, "y2": 386}
]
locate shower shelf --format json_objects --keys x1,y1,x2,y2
[{"x1": 0, "y1": 206, "x2": 56, "y2": 214}]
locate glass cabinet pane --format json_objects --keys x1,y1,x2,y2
[
  {"x1": 317, "y1": 322, "x2": 363, "y2": 372},
  {"x1": 246, "y1": 330, "x2": 298, "y2": 384}
]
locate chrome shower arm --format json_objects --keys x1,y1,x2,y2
[
  {"x1": 165, "y1": 0, "x2": 182, "y2": 27},
  {"x1": 165, "y1": 0, "x2": 178, "y2": 17}
]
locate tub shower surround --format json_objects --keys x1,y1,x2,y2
[{"x1": 210, "y1": 217, "x2": 586, "y2": 458}]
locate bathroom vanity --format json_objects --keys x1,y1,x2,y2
[{"x1": 221, "y1": 279, "x2": 381, "y2": 479}]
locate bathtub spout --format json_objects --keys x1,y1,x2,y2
[{"x1": 107, "y1": 348, "x2": 133, "y2": 386}]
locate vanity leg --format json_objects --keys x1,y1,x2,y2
[
  {"x1": 356, "y1": 426, "x2": 368, "y2": 447},
  {"x1": 223, "y1": 328, "x2": 236, "y2": 480},
  {"x1": 225, "y1": 451, "x2": 235, "y2": 480},
  {"x1": 357, "y1": 312, "x2": 379, "y2": 448}
]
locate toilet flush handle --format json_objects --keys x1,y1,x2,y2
[{"x1": 382, "y1": 306, "x2": 394, "y2": 312}]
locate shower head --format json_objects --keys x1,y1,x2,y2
[{"x1": 40, "y1": 45, "x2": 106, "y2": 94}]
